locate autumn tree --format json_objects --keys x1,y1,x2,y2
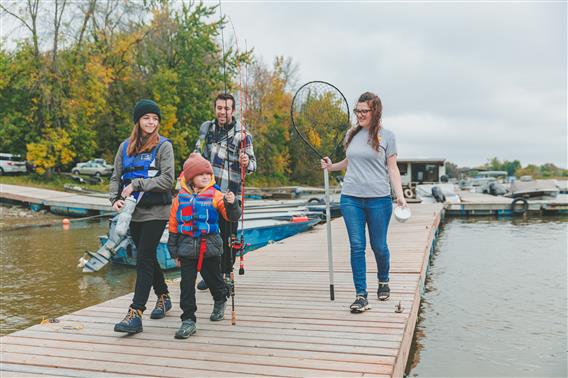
[
  {"x1": 242, "y1": 57, "x2": 296, "y2": 185},
  {"x1": 1, "y1": 1, "x2": 245, "y2": 174}
]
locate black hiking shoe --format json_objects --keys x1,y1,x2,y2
[
  {"x1": 378, "y1": 283, "x2": 390, "y2": 301},
  {"x1": 175, "y1": 319, "x2": 197, "y2": 339},
  {"x1": 350, "y1": 296, "x2": 369, "y2": 313},
  {"x1": 150, "y1": 294, "x2": 172, "y2": 319},
  {"x1": 210, "y1": 300, "x2": 226, "y2": 321},
  {"x1": 114, "y1": 308, "x2": 143, "y2": 334},
  {"x1": 197, "y1": 279, "x2": 208, "y2": 291}
]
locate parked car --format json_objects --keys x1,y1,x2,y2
[
  {"x1": 0, "y1": 153, "x2": 27, "y2": 175},
  {"x1": 71, "y1": 162, "x2": 113, "y2": 177},
  {"x1": 87, "y1": 159, "x2": 113, "y2": 170}
]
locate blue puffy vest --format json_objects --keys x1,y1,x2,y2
[{"x1": 121, "y1": 136, "x2": 172, "y2": 207}]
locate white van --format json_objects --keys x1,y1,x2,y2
[{"x1": 0, "y1": 153, "x2": 27, "y2": 175}]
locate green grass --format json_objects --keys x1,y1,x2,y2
[{"x1": 0, "y1": 174, "x2": 108, "y2": 192}]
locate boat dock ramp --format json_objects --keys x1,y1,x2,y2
[{"x1": 1, "y1": 203, "x2": 444, "y2": 377}]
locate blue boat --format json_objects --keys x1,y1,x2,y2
[{"x1": 99, "y1": 217, "x2": 320, "y2": 270}]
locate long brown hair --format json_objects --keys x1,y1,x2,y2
[
  {"x1": 344, "y1": 92, "x2": 383, "y2": 151},
  {"x1": 126, "y1": 121, "x2": 161, "y2": 156}
]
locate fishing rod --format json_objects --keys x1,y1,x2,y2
[
  {"x1": 219, "y1": 0, "x2": 236, "y2": 325},
  {"x1": 219, "y1": 0, "x2": 227, "y2": 95},
  {"x1": 226, "y1": 15, "x2": 248, "y2": 279}
]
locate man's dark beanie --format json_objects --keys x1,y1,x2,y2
[{"x1": 133, "y1": 99, "x2": 161, "y2": 124}]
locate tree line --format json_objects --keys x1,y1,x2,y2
[
  {"x1": 0, "y1": 0, "x2": 329, "y2": 186},
  {"x1": 445, "y1": 158, "x2": 568, "y2": 179}
]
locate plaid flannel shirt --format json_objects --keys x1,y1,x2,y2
[{"x1": 195, "y1": 119, "x2": 256, "y2": 194}]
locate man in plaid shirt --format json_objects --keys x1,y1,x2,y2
[{"x1": 195, "y1": 93, "x2": 256, "y2": 283}]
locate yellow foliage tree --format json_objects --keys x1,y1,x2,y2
[{"x1": 27, "y1": 128, "x2": 74, "y2": 174}]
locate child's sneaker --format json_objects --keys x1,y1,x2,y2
[
  {"x1": 114, "y1": 308, "x2": 143, "y2": 334},
  {"x1": 150, "y1": 294, "x2": 172, "y2": 319},
  {"x1": 210, "y1": 300, "x2": 226, "y2": 321},
  {"x1": 175, "y1": 319, "x2": 197, "y2": 339},
  {"x1": 349, "y1": 296, "x2": 370, "y2": 313},
  {"x1": 377, "y1": 283, "x2": 390, "y2": 301}
]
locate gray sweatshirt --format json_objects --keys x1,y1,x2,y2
[{"x1": 109, "y1": 139, "x2": 175, "y2": 222}]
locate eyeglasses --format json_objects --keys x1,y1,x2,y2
[{"x1": 353, "y1": 109, "x2": 372, "y2": 116}]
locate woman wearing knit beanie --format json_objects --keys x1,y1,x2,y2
[{"x1": 109, "y1": 99, "x2": 176, "y2": 334}]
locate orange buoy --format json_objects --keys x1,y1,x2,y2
[
  {"x1": 62, "y1": 218, "x2": 70, "y2": 225},
  {"x1": 291, "y1": 216, "x2": 309, "y2": 223}
]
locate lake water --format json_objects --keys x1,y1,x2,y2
[
  {"x1": 406, "y1": 216, "x2": 568, "y2": 377},
  {"x1": 0, "y1": 219, "x2": 178, "y2": 335}
]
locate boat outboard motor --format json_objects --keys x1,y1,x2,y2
[
  {"x1": 431, "y1": 186, "x2": 446, "y2": 203},
  {"x1": 489, "y1": 182, "x2": 507, "y2": 196}
]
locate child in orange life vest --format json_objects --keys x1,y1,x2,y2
[{"x1": 167, "y1": 153, "x2": 241, "y2": 339}]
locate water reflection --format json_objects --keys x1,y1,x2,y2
[
  {"x1": 406, "y1": 216, "x2": 568, "y2": 377},
  {"x1": 0, "y1": 220, "x2": 179, "y2": 335}
]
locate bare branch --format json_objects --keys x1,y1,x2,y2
[
  {"x1": 52, "y1": 0, "x2": 68, "y2": 66},
  {"x1": 77, "y1": 0, "x2": 97, "y2": 48},
  {"x1": 0, "y1": 1, "x2": 33, "y2": 34}
]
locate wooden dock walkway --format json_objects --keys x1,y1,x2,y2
[
  {"x1": 1, "y1": 203, "x2": 443, "y2": 377},
  {"x1": 0, "y1": 184, "x2": 112, "y2": 214}
]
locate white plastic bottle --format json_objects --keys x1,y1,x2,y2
[{"x1": 115, "y1": 196, "x2": 137, "y2": 237}]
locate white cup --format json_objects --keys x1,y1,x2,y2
[{"x1": 394, "y1": 206, "x2": 411, "y2": 223}]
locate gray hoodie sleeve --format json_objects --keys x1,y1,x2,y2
[{"x1": 108, "y1": 142, "x2": 126, "y2": 205}]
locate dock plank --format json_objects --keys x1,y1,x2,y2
[{"x1": 0, "y1": 203, "x2": 443, "y2": 377}]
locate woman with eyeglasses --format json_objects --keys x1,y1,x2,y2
[{"x1": 321, "y1": 91, "x2": 407, "y2": 313}]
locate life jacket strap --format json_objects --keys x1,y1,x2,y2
[{"x1": 196, "y1": 230, "x2": 207, "y2": 272}]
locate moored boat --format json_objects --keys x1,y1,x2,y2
[
  {"x1": 506, "y1": 179, "x2": 559, "y2": 200},
  {"x1": 99, "y1": 216, "x2": 321, "y2": 270}
]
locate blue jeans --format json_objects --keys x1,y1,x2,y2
[{"x1": 340, "y1": 194, "x2": 392, "y2": 297}]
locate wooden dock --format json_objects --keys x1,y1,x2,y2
[
  {"x1": 0, "y1": 184, "x2": 112, "y2": 215},
  {"x1": 446, "y1": 190, "x2": 568, "y2": 216},
  {"x1": 0, "y1": 203, "x2": 443, "y2": 377}
]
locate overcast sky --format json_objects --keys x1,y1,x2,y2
[{"x1": 220, "y1": 1, "x2": 567, "y2": 168}]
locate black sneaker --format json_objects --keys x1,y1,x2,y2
[
  {"x1": 150, "y1": 294, "x2": 172, "y2": 319},
  {"x1": 378, "y1": 283, "x2": 390, "y2": 301},
  {"x1": 210, "y1": 300, "x2": 226, "y2": 321},
  {"x1": 114, "y1": 308, "x2": 143, "y2": 334},
  {"x1": 175, "y1": 319, "x2": 197, "y2": 339},
  {"x1": 349, "y1": 296, "x2": 369, "y2": 313}
]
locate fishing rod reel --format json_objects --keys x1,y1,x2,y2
[{"x1": 229, "y1": 233, "x2": 246, "y2": 275}]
